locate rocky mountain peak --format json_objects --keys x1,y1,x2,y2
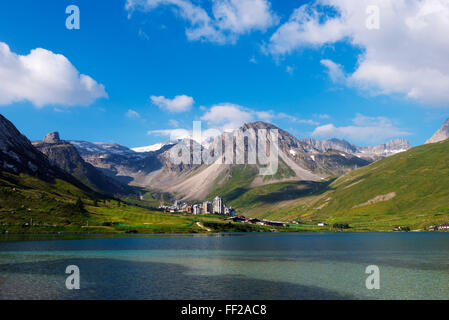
[
  {"x1": 0, "y1": 115, "x2": 72, "y2": 182},
  {"x1": 43, "y1": 132, "x2": 61, "y2": 144},
  {"x1": 241, "y1": 121, "x2": 280, "y2": 131},
  {"x1": 384, "y1": 138, "x2": 412, "y2": 149},
  {"x1": 300, "y1": 138, "x2": 358, "y2": 154},
  {"x1": 426, "y1": 118, "x2": 449, "y2": 144}
]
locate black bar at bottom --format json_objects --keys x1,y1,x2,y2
[{"x1": 0, "y1": 300, "x2": 447, "y2": 319}]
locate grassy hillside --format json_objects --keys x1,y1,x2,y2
[
  {"x1": 207, "y1": 165, "x2": 258, "y2": 203},
  {"x1": 4, "y1": 139, "x2": 449, "y2": 234},
  {"x1": 218, "y1": 140, "x2": 449, "y2": 231},
  {"x1": 206, "y1": 159, "x2": 305, "y2": 204},
  {"x1": 224, "y1": 180, "x2": 329, "y2": 221},
  {"x1": 0, "y1": 171, "x2": 279, "y2": 234},
  {"x1": 305, "y1": 140, "x2": 449, "y2": 230},
  {"x1": 0, "y1": 171, "x2": 95, "y2": 231}
]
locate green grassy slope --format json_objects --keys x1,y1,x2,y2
[
  {"x1": 0, "y1": 171, "x2": 95, "y2": 231},
  {"x1": 5, "y1": 140, "x2": 448, "y2": 233},
  {"x1": 206, "y1": 158, "x2": 304, "y2": 203},
  {"x1": 207, "y1": 165, "x2": 258, "y2": 203},
  {"x1": 306, "y1": 140, "x2": 449, "y2": 230},
  {"x1": 224, "y1": 180, "x2": 329, "y2": 221},
  {"x1": 0, "y1": 171, "x2": 191, "y2": 233},
  {"x1": 213, "y1": 140, "x2": 449, "y2": 231},
  {"x1": 0, "y1": 171, "x2": 275, "y2": 234}
]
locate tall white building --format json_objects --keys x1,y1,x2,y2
[
  {"x1": 193, "y1": 204, "x2": 201, "y2": 215},
  {"x1": 202, "y1": 201, "x2": 212, "y2": 214},
  {"x1": 213, "y1": 196, "x2": 224, "y2": 215}
]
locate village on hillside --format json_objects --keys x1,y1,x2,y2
[
  {"x1": 160, "y1": 196, "x2": 236, "y2": 216},
  {"x1": 160, "y1": 196, "x2": 289, "y2": 227}
]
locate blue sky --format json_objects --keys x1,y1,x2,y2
[{"x1": 0, "y1": 0, "x2": 448, "y2": 148}]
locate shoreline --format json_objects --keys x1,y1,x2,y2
[{"x1": 1, "y1": 230, "x2": 447, "y2": 242}]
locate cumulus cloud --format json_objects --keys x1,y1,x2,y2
[
  {"x1": 267, "y1": 0, "x2": 449, "y2": 106},
  {"x1": 200, "y1": 103, "x2": 279, "y2": 131},
  {"x1": 267, "y1": 4, "x2": 349, "y2": 55},
  {"x1": 0, "y1": 42, "x2": 107, "y2": 107},
  {"x1": 200, "y1": 103, "x2": 318, "y2": 131},
  {"x1": 150, "y1": 94, "x2": 194, "y2": 112},
  {"x1": 311, "y1": 113, "x2": 410, "y2": 144},
  {"x1": 149, "y1": 103, "x2": 273, "y2": 143},
  {"x1": 148, "y1": 127, "x2": 222, "y2": 144},
  {"x1": 126, "y1": 0, "x2": 278, "y2": 44},
  {"x1": 150, "y1": 103, "x2": 320, "y2": 144}
]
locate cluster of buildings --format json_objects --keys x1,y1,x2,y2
[
  {"x1": 428, "y1": 223, "x2": 449, "y2": 231},
  {"x1": 160, "y1": 196, "x2": 235, "y2": 216},
  {"x1": 225, "y1": 216, "x2": 286, "y2": 227}
]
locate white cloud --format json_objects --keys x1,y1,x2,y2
[
  {"x1": 126, "y1": 109, "x2": 141, "y2": 118},
  {"x1": 200, "y1": 103, "x2": 318, "y2": 131},
  {"x1": 311, "y1": 113, "x2": 410, "y2": 144},
  {"x1": 213, "y1": 0, "x2": 278, "y2": 34},
  {"x1": 200, "y1": 103, "x2": 259, "y2": 131},
  {"x1": 0, "y1": 42, "x2": 107, "y2": 107},
  {"x1": 267, "y1": 0, "x2": 449, "y2": 106},
  {"x1": 150, "y1": 103, "x2": 320, "y2": 143},
  {"x1": 126, "y1": 0, "x2": 278, "y2": 44},
  {"x1": 267, "y1": 4, "x2": 349, "y2": 55},
  {"x1": 320, "y1": 59, "x2": 345, "y2": 83},
  {"x1": 148, "y1": 127, "x2": 221, "y2": 144},
  {"x1": 150, "y1": 94, "x2": 194, "y2": 112}
]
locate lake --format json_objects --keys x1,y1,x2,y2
[{"x1": 0, "y1": 233, "x2": 447, "y2": 300}]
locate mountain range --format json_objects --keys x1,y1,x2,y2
[
  {"x1": 66, "y1": 121, "x2": 411, "y2": 200},
  {"x1": 1, "y1": 113, "x2": 449, "y2": 230},
  {"x1": 0, "y1": 115, "x2": 92, "y2": 192},
  {"x1": 33, "y1": 132, "x2": 135, "y2": 196},
  {"x1": 0, "y1": 114, "x2": 105, "y2": 229}
]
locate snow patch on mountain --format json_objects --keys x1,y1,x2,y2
[{"x1": 132, "y1": 143, "x2": 165, "y2": 153}]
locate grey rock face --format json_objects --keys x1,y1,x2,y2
[
  {"x1": 43, "y1": 132, "x2": 61, "y2": 144},
  {"x1": 67, "y1": 121, "x2": 410, "y2": 196},
  {"x1": 0, "y1": 114, "x2": 53, "y2": 178},
  {"x1": 69, "y1": 140, "x2": 173, "y2": 186},
  {"x1": 300, "y1": 138, "x2": 358, "y2": 154},
  {"x1": 33, "y1": 138, "x2": 134, "y2": 196},
  {"x1": 358, "y1": 138, "x2": 412, "y2": 157},
  {"x1": 301, "y1": 137, "x2": 411, "y2": 159},
  {"x1": 426, "y1": 118, "x2": 449, "y2": 144},
  {"x1": 0, "y1": 115, "x2": 87, "y2": 190}
]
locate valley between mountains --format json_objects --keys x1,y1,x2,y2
[{"x1": 1, "y1": 113, "x2": 449, "y2": 234}]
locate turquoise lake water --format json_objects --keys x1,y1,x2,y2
[{"x1": 0, "y1": 233, "x2": 447, "y2": 300}]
